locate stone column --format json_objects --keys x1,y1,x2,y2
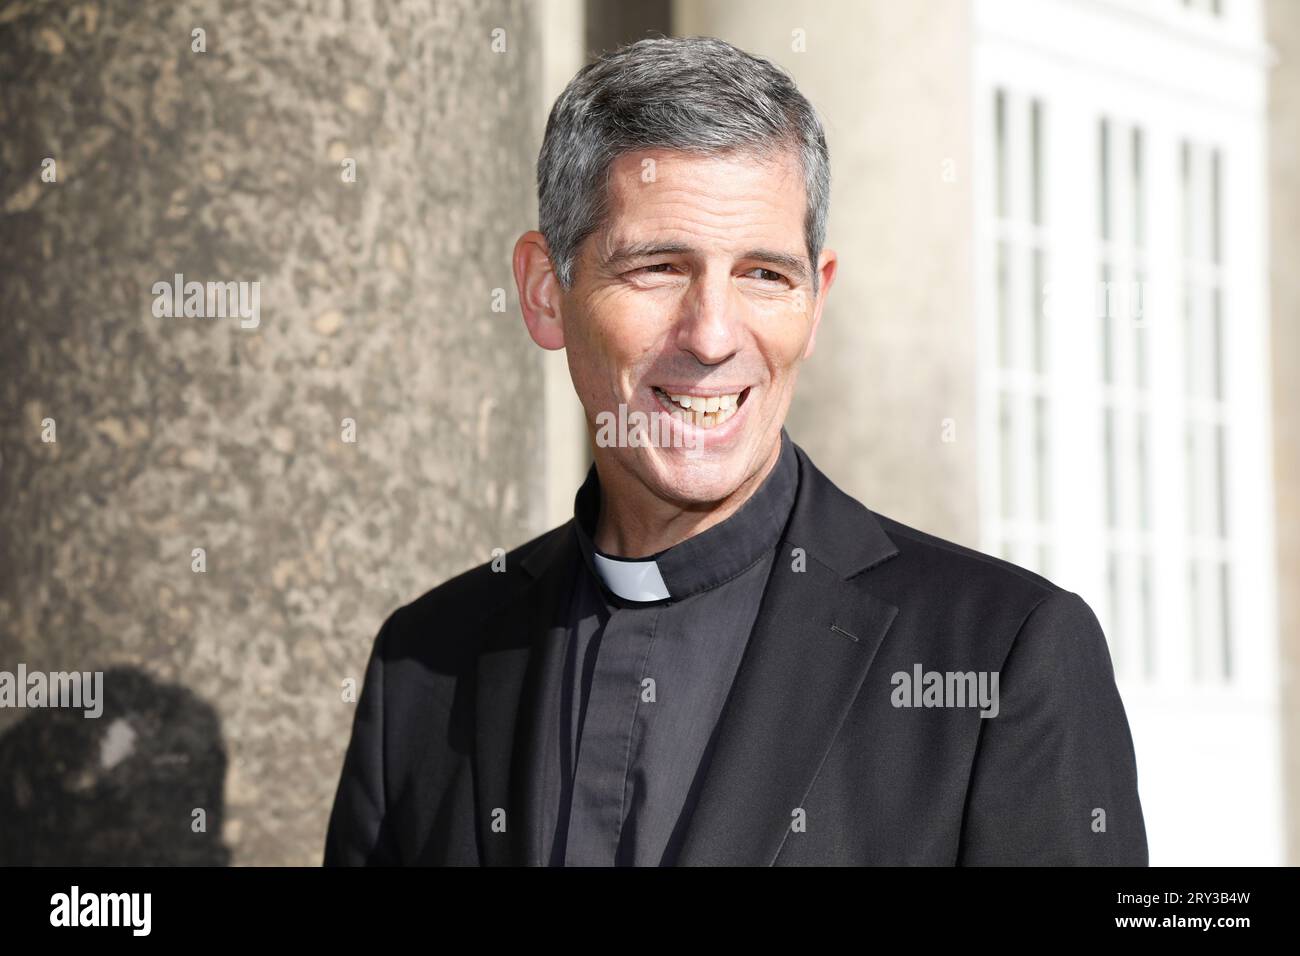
[{"x1": 0, "y1": 0, "x2": 543, "y2": 864}]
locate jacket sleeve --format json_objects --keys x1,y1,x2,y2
[
  {"x1": 323, "y1": 609, "x2": 400, "y2": 866},
  {"x1": 956, "y1": 589, "x2": 1148, "y2": 865}
]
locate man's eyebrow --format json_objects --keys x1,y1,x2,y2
[
  {"x1": 601, "y1": 241, "x2": 694, "y2": 270},
  {"x1": 740, "y1": 248, "x2": 810, "y2": 281},
  {"x1": 601, "y1": 241, "x2": 811, "y2": 281}
]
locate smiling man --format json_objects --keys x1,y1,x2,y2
[{"x1": 323, "y1": 36, "x2": 1148, "y2": 866}]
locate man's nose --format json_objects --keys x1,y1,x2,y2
[{"x1": 674, "y1": 273, "x2": 741, "y2": 366}]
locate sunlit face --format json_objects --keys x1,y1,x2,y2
[{"x1": 533, "y1": 146, "x2": 835, "y2": 509}]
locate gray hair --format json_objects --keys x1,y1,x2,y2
[{"x1": 537, "y1": 35, "x2": 831, "y2": 294}]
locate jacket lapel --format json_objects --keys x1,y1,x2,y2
[
  {"x1": 673, "y1": 445, "x2": 901, "y2": 865},
  {"x1": 474, "y1": 443, "x2": 901, "y2": 867},
  {"x1": 473, "y1": 523, "x2": 578, "y2": 865}
]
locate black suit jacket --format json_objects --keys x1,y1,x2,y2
[{"x1": 323, "y1": 443, "x2": 1148, "y2": 865}]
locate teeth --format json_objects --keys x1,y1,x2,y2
[{"x1": 657, "y1": 389, "x2": 744, "y2": 429}]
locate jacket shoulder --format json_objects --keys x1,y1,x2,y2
[
  {"x1": 864, "y1": 510, "x2": 1074, "y2": 632},
  {"x1": 791, "y1": 443, "x2": 1062, "y2": 613},
  {"x1": 379, "y1": 522, "x2": 572, "y2": 663},
  {"x1": 865, "y1": 512, "x2": 1118, "y2": 699}
]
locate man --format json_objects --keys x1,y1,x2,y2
[{"x1": 323, "y1": 36, "x2": 1147, "y2": 866}]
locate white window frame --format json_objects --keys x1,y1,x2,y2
[{"x1": 973, "y1": 0, "x2": 1280, "y2": 864}]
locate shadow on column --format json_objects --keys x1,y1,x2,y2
[{"x1": 0, "y1": 666, "x2": 231, "y2": 865}]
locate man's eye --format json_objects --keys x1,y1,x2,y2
[
  {"x1": 746, "y1": 267, "x2": 786, "y2": 283},
  {"x1": 640, "y1": 263, "x2": 677, "y2": 275}
]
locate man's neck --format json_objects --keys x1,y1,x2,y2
[{"x1": 591, "y1": 438, "x2": 783, "y2": 558}]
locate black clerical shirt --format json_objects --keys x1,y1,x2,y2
[{"x1": 541, "y1": 429, "x2": 799, "y2": 866}]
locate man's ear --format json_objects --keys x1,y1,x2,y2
[
  {"x1": 513, "y1": 230, "x2": 566, "y2": 350},
  {"x1": 803, "y1": 248, "x2": 838, "y2": 359}
]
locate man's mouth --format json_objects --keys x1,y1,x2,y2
[{"x1": 651, "y1": 386, "x2": 751, "y2": 429}]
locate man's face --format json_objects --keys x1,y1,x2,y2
[{"x1": 558, "y1": 146, "x2": 835, "y2": 507}]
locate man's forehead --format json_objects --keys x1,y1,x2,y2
[
  {"x1": 596, "y1": 147, "x2": 807, "y2": 253},
  {"x1": 604, "y1": 145, "x2": 803, "y2": 192}
]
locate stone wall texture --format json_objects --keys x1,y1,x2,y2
[
  {"x1": 1267, "y1": 0, "x2": 1300, "y2": 867},
  {"x1": 0, "y1": 0, "x2": 543, "y2": 865}
]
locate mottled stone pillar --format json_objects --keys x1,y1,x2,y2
[{"x1": 0, "y1": 0, "x2": 543, "y2": 864}]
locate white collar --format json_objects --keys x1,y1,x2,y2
[{"x1": 591, "y1": 552, "x2": 671, "y2": 602}]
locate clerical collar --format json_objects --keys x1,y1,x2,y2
[{"x1": 571, "y1": 428, "x2": 798, "y2": 605}]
